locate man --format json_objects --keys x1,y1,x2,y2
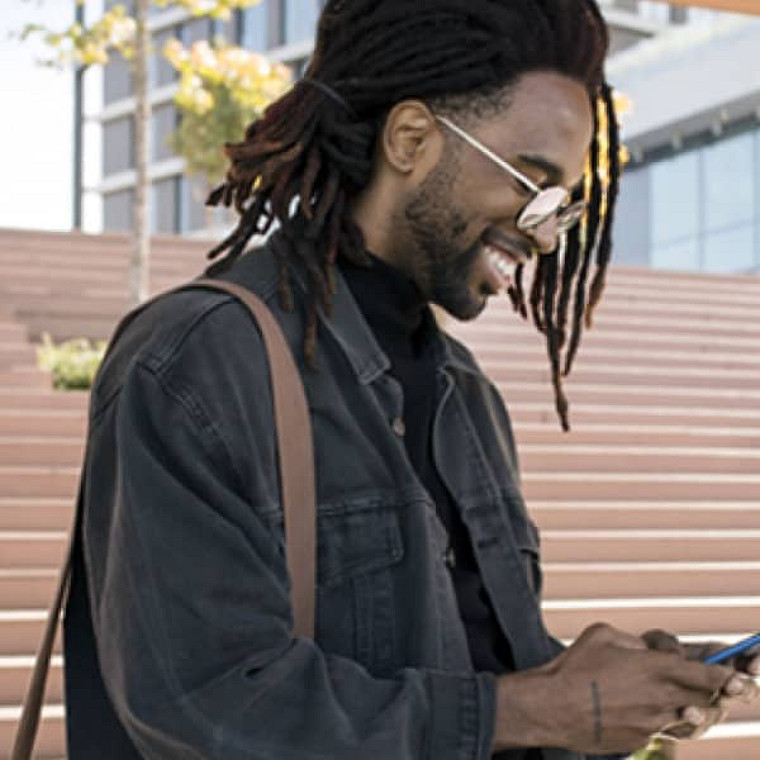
[{"x1": 64, "y1": 1, "x2": 758, "y2": 758}]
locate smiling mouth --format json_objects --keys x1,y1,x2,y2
[{"x1": 481, "y1": 238, "x2": 530, "y2": 296}]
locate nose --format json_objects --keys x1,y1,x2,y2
[{"x1": 527, "y1": 215, "x2": 560, "y2": 255}]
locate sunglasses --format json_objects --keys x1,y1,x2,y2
[{"x1": 435, "y1": 115, "x2": 587, "y2": 236}]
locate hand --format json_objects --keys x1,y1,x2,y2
[
  {"x1": 491, "y1": 623, "x2": 734, "y2": 755},
  {"x1": 642, "y1": 629, "x2": 760, "y2": 740}
]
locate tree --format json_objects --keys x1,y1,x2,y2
[
  {"x1": 164, "y1": 38, "x2": 291, "y2": 188},
  {"x1": 20, "y1": 0, "x2": 265, "y2": 307}
]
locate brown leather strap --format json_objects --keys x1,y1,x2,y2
[{"x1": 12, "y1": 278, "x2": 316, "y2": 759}]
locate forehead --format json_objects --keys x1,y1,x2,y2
[{"x1": 470, "y1": 71, "x2": 594, "y2": 185}]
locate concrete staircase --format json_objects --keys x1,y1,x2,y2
[
  {"x1": 449, "y1": 267, "x2": 760, "y2": 759},
  {"x1": 1, "y1": 227, "x2": 759, "y2": 758}
]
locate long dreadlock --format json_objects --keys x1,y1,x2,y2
[{"x1": 206, "y1": 0, "x2": 621, "y2": 431}]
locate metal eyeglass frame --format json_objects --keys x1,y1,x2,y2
[{"x1": 435, "y1": 115, "x2": 587, "y2": 234}]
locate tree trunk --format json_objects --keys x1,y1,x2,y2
[{"x1": 130, "y1": 0, "x2": 151, "y2": 306}]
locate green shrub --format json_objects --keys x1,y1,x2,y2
[{"x1": 37, "y1": 334, "x2": 107, "y2": 390}]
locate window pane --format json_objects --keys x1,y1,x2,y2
[
  {"x1": 703, "y1": 225, "x2": 755, "y2": 274},
  {"x1": 179, "y1": 176, "x2": 209, "y2": 233},
  {"x1": 103, "y1": 117, "x2": 133, "y2": 176},
  {"x1": 152, "y1": 28, "x2": 179, "y2": 88},
  {"x1": 650, "y1": 152, "x2": 699, "y2": 245},
  {"x1": 704, "y1": 133, "x2": 754, "y2": 232},
  {"x1": 612, "y1": 165, "x2": 651, "y2": 267},
  {"x1": 652, "y1": 237, "x2": 699, "y2": 271},
  {"x1": 152, "y1": 104, "x2": 177, "y2": 163},
  {"x1": 104, "y1": 53, "x2": 132, "y2": 105},
  {"x1": 104, "y1": 190, "x2": 133, "y2": 232},
  {"x1": 242, "y1": 2, "x2": 269, "y2": 50},
  {"x1": 285, "y1": 0, "x2": 320, "y2": 44},
  {"x1": 152, "y1": 178, "x2": 178, "y2": 234},
  {"x1": 183, "y1": 18, "x2": 213, "y2": 45}
]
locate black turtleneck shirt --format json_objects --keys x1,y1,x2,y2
[{"x1": 339, "y1": 253, "x2": 516, "y2": 677}]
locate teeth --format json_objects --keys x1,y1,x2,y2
[{"x1": 485, "y1": 245, "x2": 511, "y2": 277}]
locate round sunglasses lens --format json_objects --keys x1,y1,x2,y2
[
  {"x1": 517, "y1": 186, "x2": 568, "y2": 230},
  {"x1": 557, "y1": 202, "x2": 588, "y2": 232}
]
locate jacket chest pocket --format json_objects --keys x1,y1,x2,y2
[{"x1": 315, "y1": 504, "x2": 404, "y2": 676}]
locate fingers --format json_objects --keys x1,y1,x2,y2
[
  {"x1": 660, "y1": 656, "x2": 733, "y2": 695},
  {"x1": 642, "y1": 629, "x2": 682, "y2": 655},
  {"x1": 580, "y1": 622, "x2": 648, "y2": 650},
  {"x1": 658, "y1": 705, "x2": 727, "y2": 741},
  {"x1": 722, "y1": 673, "x2": 760, "y2": 703}
]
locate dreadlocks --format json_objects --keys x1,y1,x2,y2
[{"x1": 206, "y1": 0, "x2": 621, "y2": 431}]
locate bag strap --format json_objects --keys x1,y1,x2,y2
[{"x1": 12, "y1": 278, "x2": 316, "y2": 760}]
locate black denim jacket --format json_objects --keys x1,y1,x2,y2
[{"x1": 64, "y1": 240, "x2": 592, "y2": 760}]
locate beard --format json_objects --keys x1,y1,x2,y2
[{"x1": 402, "y1": 154, "x2": 488, "y2": 321}]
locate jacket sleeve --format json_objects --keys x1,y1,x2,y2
[{"x1": 80, "y1": 300, "x2": 496, "y2": 760}]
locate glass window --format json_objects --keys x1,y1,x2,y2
[
  {"x1": 704, "y1": 133, "x2": 754, "y2": 232},
  {"x1": 652, "y1": 237, "x2": 699, "y2": 272},
  {"x1": 104, "y1": 52, "x2": 132, "y2": 105},
  {"x1": 104, "y1": 190, "x2": 133, "y2": 232},
  {"x1": 242, "y1": 2, "x2": 269, "y2": 50},
  {"x1": 152, "y1": 178, "x2": 178, "y2": 234},
  {"x1": 285, "y1": 0, "x2": 320, "y2": 44},
  {"x1": 703, "y1": 225, "x2": 755, "y2": 274},
  {"x1": 650, "y1": 152, "x2": 699, "y2": 246},
  {"x1": 103, "y1": 117, "x2": 134, "y2": 176},
  {"x1": 179, "y1": 176, "x2": 209, "y2": 233},
  {"x1": 152, "y1": 27, "x2": 180, "y2": 88},
  {"x1": 182, "y1": 17, "x2": 214, "y2": 45},
  {"x1": 612, "y1": 165, "x2": 651, "y2": 267},
  {"x1": 152, "y1": 104, "x2": 177, "y2": 163}
]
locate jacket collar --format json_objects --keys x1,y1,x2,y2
[{"x1": 233, "y1": 234, "x2": 486, "y2": 385}]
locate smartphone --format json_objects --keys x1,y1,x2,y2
[{"x1": 703, "y1": 632, "x2": 760, "y2": 665}]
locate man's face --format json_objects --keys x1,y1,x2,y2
[{"x1": 397, "y1": 71, "x2": 594, "y2": 321}]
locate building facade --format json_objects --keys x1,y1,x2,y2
[
  {"x1": 97, "y1": 1, "x2": 760, "y2": 277},
  {"x1": 99, "y1": 0, "x2": 325, "y2": 237},
  {"x1": 608, "y1": 7, "x2": 760, "y2": 275}
]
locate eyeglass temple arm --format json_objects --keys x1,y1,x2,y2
[{"x1": 434, "y1": 115, "x2": 542, "y2": 195}]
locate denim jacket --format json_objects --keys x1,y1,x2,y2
[{"x1": 64, "y1": 240, "x2": 590, "y2": 760}]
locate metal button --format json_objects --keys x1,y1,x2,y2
[
  {"x1": 392, "y1": 417, "x2": 406, "y2": 437},
  {"x1": 444, "y1": 546, "x2": 456, "y2": 568}
]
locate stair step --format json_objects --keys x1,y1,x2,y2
[
  {"x1": 0, "y1": 439, "x2": 84, "y2": 467},
  {"x1": 499, "y1": 382, "x2": 760, "y2": 410},
  {"x1": 531, "y1": 501, "x2": 760, "y2": 530},
  {"x1": 523, "y1": 472, "x2": 760, "y2": 501},
  {"x1": 0, "y1": 532, "x2": 68, "y2": 569},
  {"x1": 0, "y1": 499, "x2": 72, "y2": 531},
  {"x1": 0, "y1": 570, "x2": 58, "y2": 607},
  {"x1": 0, "y1": 656, "x2": 63, "y2": 703},
  {"x1": 0, "y1": 703, "x2": 65, "y2": 759},
  {"x1": 0, "y1": 345, "x2": 36, "y2": 369},
  {"x1": 0, "y1": 370, "x2": 50, "y2": 389},
  {"x1": 489, "y1": 363, "x2": 760, "y2": 390},
  {"x1": 0, "y1": 468, "x2": 79, "y2": 499},
  {"x1": 541, "y1": 529, "x2": 760, "y2": 562},
  {"x1": 0, "y1": 611, "x2": 59, "y2": 656},
  {"x1": 0, "y1": 392, "x2": 88, "y2": 412},
  {"x1": 543, "y1": 562, "x2": 760, "y2": 599},
  {"x1": 542, "y1": 597, "x2": 760, "y2": 639},
  {"x1": 520, "y1": 445, "x2": 760, "y2": 474},
  {"x1": 510, "y1": 402, "x2": 760, "y2": 428},
  {"x1": 678, "y1": 724, "x2": 760, "y2": 760},
  {"x1": 0, "y1": 412, "x2": 86, "y2": 438},
  {"x1": 515, "y1": 424, "x2": 760, "y2": 448}
]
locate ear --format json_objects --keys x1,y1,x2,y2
[{"x1": 380, "y1": 100, "x2": 443, "y2": 177}]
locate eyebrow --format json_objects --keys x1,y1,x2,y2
[
  {"x1": 516, "y1": 153, "x2": 565, "y2": 186},
  {"x1": 517, "y1": 153, "x2": 586, "y2": 195}
]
